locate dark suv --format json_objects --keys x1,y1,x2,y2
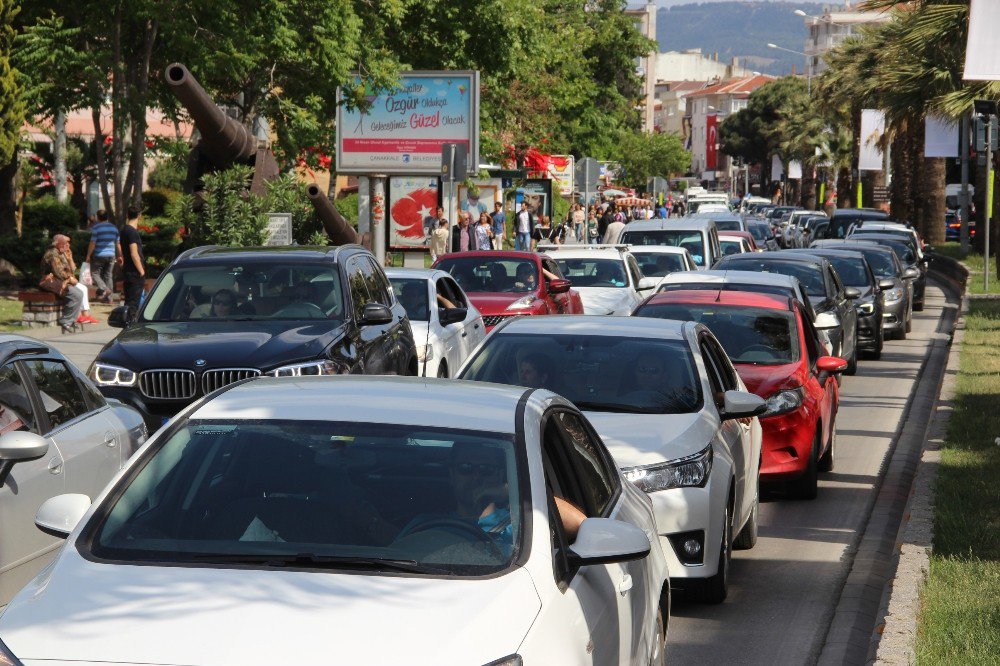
[{"x1": 91, "y1": 245, "x2": 416, "y2": 428}]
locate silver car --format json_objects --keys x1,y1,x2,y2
[{"x1": 0, "y1": 335, "x2": 146, "y2": 605}]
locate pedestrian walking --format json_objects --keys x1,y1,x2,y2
[
  {"x1": 490, "y1": 201, "x2": 507, "y2": 249},
  {"x1": 515, "y1": 201, "x2": 534, "y2": 251},
  {"x1": 430, "y1": 219, "x2": 449, "y2": 261},
  {"x1": 475, "y1": 212, "x2": 494, "y2": 250},
  {"x1": 531, "y1": 215, "x2": 565, "y2": 249},
  {"x1": 39, "y1": 235, "x2": 84, "y2": 333},
  {"x1": 425, "y1": 207, "x2": 447, "y2": 241},
  {"x1": 656, "y1": 201, "x2": 668, "y2": 219},
  {"x1": 85, "y1": 209, "x2": 123, "y2": 304},
  {"x1": 586, "y1": 209, "x2": 599, "y2": 243},
  {"x1": 598, "y1": 205, "x2": 614, "y2": 242},
  {"x1": 603, "y1": 216, "x2": 626, "y2": 245},
  {"x1": 122, "y1": 206, "x2": 146, "y2": 323},
  {"x1": 451, "y1": 213, "x2": 476, "y2": 253},
  {"x1": 571, "y1": 204, "x2": 585, "y2": 242}
]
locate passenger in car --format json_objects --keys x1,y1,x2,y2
[{"x1": 517, "y1": 353, "x2": 552, "y2": 389}]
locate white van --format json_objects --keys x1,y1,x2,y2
[{"x1": 619, "y1": 217, "x2": 722, "y2": 269}]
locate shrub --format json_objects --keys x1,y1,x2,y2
[
  {"x1": 142, "y1": 188, "x2": 180, "y2": 217},
  {"x1": 139, "y1": 217, "x2": 184, "y2": 267},
  {"x1": 147, "y1": 156, "x2": 187, "y2": 192},
  {"x1": 0, "y1": 230, "x2": 50, "y2": 284},
  {"x1": 22, "y1": 195, "x2": 80, "y2": 234}
]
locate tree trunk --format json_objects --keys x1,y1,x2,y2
[
  {"x1": 921, "y1": 157, "x2": 946, "y2": 245},
  {"x1": 801, "y1": 167, "x2": 817, "y2": 209},
  {"x1": 92, "y1": 108, "x2": 113, "y2": 216},
  {"x1": 837, "y1": 166, "x2": 851, "y2": 208},
  {"x1": 0, "y1": 155, "x2": 17, "y2": 236},
  {"x1": 850, "y1": 104, "x2": 861, "y2": 208},
  {"x1": 890, "y1": 122, "x2": 913, "y2": 223},
  {"x1": 54, "y1": 110, "x2": 68, "y2": 204}
]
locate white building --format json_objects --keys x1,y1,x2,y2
[
  {"x1": 802, "y1": 4, "x2": 891, "y2": 77},
  {"x1": 626, "y1": 3, "x2": 658, "y2": 133},
  {"x1": 654, "y1": 80, "x2": 709, "y2": 137},
  {"x1": 655, "y1": 49, "x2": 753, "y2": 83}
]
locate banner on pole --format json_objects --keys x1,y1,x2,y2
[
  {"x1": 771, "y1": 155, "x2": 784, "y2": 181},
  {"x1": 925, "y1": 116, "x2": 959, "y2": 158},
  {"x1": 706, "y1": 115, "x2": 719, "y2": 171},
  {"x1": 965, "y1": 0, "x2": 1000, "y2": 81},
  {"x1": 859, "y1": 109, "x2": 886, "y2": 172},
  {"x1": 788, "y1": 161, "x2": 803, "y2": 180}
]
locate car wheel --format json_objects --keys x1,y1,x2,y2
[
  {"x1": 687, "y1": 504, "x2": 731, "y2": 604},
  {"x1": 845, "y1": 341, "x2": 858, "y2": 376},
  {"x1": 733, "y1": 474, "x2": 759, "y2": 550},
  {"x1": 437, "y1": 362, "x2": 448, "y2": 379},
  {"x1": 819, "y1": 417, "x2": 836, "y2": 472},
  {"x1": 790, "y1": 432, "x2": 819, "y2": 500},
  {"x1": 648, "y1": 605, "x2": 666, "y2": 666}
]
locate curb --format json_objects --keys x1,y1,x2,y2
[
  {"x1": 816, "y1": 271, "x2": 963, "y2": 666},
  {"x1": 870, "y1": 287, "x2": 968, "y2": 664}
]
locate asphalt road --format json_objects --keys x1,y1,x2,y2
[
  {"x1": 665, "y1": 283, "x2": 949, "y2": 665},
  {"x1": 42, "y1": 285, "x2": 948, "y2": 665}
]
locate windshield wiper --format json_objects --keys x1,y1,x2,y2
[
  {"x1": 574, "y1": 401, "x2": 653, "y2": 414},
  {"x1": 191, "y1": 552, "x2": 448, "y2": 574}
]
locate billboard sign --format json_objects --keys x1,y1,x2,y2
[
  {"x1": 388, "y1": 176, "x2": 440, "y2": 248},
  {"x1": 337, "y1": 71, "x2": 480, "y2": 175},
  {"x1": 548, "y1": 155, "x2": 575, "y2": 196}
]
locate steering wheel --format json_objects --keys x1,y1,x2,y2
[
  {"x1": 394, "y1": 515, "x2": 501, "y2": 556},
  {"x1": 273, "y1": 302, "x2": 327, "y2": 319}
]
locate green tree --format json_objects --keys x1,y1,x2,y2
[
  {"x1": 0, "y1": 0, "x2": 26, "y2": 236},
  {"x1": 613, "y1": 131, "x2": 690, "y2": 188}
]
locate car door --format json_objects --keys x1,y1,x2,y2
[
  {"x1": 440, "y1": 275, "x2": 483, "y2": 364},
  {"x1": 427, "y1": 276, "x2": 460, "y2": 376},
  {"x1": 538, "y1": 409, "x2": 639, "y2": 665},
  {"x1": 20, "y1": 358, "x2": 120, "y2": 502},
  {"x1": 0, "y1": 361, "x2": 64, "y2": 606},
  {"x1": 624, "y1": 254, "x2": 645, "y2": 309},
  {"x1": 828, "y1": 265, "x2": 857, "y2": 358},
  {"x1": 364, "y1": 257, "x2": 409, "y2": 374},
  {"x1": 344, "y1": 256, "x2": 386, "y2": 374}
]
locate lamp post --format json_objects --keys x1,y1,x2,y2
[{"x1": 768, "y1": 42, "x2": 811, "y2": 95}]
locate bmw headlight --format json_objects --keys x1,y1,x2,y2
[
  {"x1": 266, "y1": 360, "x2": 347, "y2": 377},
  {"x1": 0, "y1": 637, "x2": 23, "y2": 666},
  {"x1": 90, "y1": 362, "x2": 137, "y2": 387},
  {"x1": 506, "y1": 295, "x2": 537, "y2": 310},
  {"x1": 416, "y1": 344, "x2": 434, "y2": 361},
  {"x1": 622, "y1": 444, "x2": 713, "y2": 492},
  {"x1": 856, "y1": 301, "x2": 875, "y2": 315},
  {"x1": 764, "y1": 386, "x2": 805, "y2": 416},
  {"x1": 884, "y1": 287, "x2": 904, "y2": 302}
]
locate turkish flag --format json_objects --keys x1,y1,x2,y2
[
  {"x1": 390, "y1": 187, "x2": 439, "y2": 240},
  {"x1": 706, "y1": 114, "x2": 718, "y2": 171}
]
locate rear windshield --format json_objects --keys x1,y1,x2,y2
[
  {"x1": 619, "y1": 230, "x2": 706, "y2": 267},
  {"x1": 659, "y1": 282, "x2": 794, "y2": 300},
  {"x1": 856, "y1": 238, "x2": 915, "y2": 264},
  {"x1": 435, "y1": 257, "x2": 538, "y2": 294},
  {"x1": 632, "y1": 251, "x2": 686, "y2": 277},
  {"x1": 636, "y1": 304, "x2": 799, "y2": 366},
  {"x1": 716, "y1": 258, "x2": 826, "y2": 298},
  {"x1": 857, "y1": 249, "x2": 898, "y2": 277},
  {"x1": 747, "y1": 224, "x2": 770, "y2": 242},
  {"x1": 714, "y1": 219, "x2": 742, "y2": 231},
  {"x1": 821, "y1": 256, "x2": 869, "y2": 287},
  {"x1": 554, "y1": 258, "x2": 627, "y2": 288}
]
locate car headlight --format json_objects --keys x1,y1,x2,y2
[
  {"x1": 0, "y1": 637, "x2": 23, "y2": 666},
  {"x1": 884, "y1": 287, "x2": 904, "y2": 302},
  {"x1": 622, "y1": 444, "x2": 713, "y2": 492},
  {"x1": 416, "y1": 344, "x2": 433, "y2": 361},
  {"x1": 506, "y1": 295, "x2": 537, "y2": 310},
  {"x1": 90, "y1": 362, "x2": 138, "y2": 387},
  {"x1": 764, "y1": 386, "x2": 805, "y2": 416},
  {"x1": 266, "y1": 360, "x2": 347, "y2": 377},
  {"x1": 856, "y1": 301, "x2": 875, "y2": 315},
  {"x1": 483, "y1": 656, "x2": 522, "y2": 666}
]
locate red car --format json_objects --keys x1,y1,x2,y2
[
  {"x1": 433, "y1": 251, "x2": 585, "y2": 331},
  {"x1": 634, "y1": 289, "x2": 847, "y2": 499}
]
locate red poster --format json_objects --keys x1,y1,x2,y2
[
  {"x1": 389, "y1": 177, "x2": 440, "y2": 248},
  {"x1": 706, "y1": 114, "x2": 718, "y2": 171}
]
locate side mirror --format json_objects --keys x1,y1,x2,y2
[
  {"x1": 844, "y1": 287, "x2": 862, "y2": 300},
  {"x1": 548, "y1": 278, "x2": 572, "y2": 294},
  {"x1": 438, "y1": 306, "x2": 468, "y2": 326},
  {"x1": 902, "y1": 267, "x2": 920, "y2": 280},
  {"x1": 359, "y1": 302, "x2": 393, "y2": 326},
  {"x1": 0, "y1": 431, "x2": 50, "y2": 486},
  {"x1": 719, "y1": 390, "x2": 767, "y2": 420},
  {"x1": 567, "y1": 517, "x2": 650, "y2": 567},
  {"x1": 637, "y1": 276, "x2": 658, "y2": 291},
  {"x1": 108, "y1": 306, "x2": 128, "y2": 328},
  {"x1": 817, "y1": 355, "x2": 848, "y2": 384},
  {"x1": 814, "y1": 312, "x2": 841, "y2": 330},
  {"x1": 35, "y1": 493, "x2": 91, "y2": 538},
  {"x1": 878, "y1": 278, "x2": 896, "y2": 291}
]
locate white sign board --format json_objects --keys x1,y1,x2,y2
[
  {"x1": 964, "y1": 0, "x2": 1000, "y2": 80},
  {"x1": 336, "y1": 71, "x2": 480, "y2": 175},
  {"x1": 549, "y1": 155, "x2": 575, "y2": 197},
  {"x1": 788, "y1": 161, "x2": 803, "y2": 180},
  {"x1": 859, "y1": 109, "x2": 886, "y2": 172},
  {"x1": 265, "y1": 213, "x2": 293, "y2": 246},
  {"x1": 925, "y1": 116, "x2": 959, "y2": 158}
]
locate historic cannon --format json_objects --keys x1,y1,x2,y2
[
  {"x1": 306, "y1": 184, "x2": 359, "y2": 245},
  {"x1": 165, "y1": 63, "x2": 279, "y2": 196}
]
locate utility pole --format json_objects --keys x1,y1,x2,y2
[{"x1": 975, "y1": 99, "x2": 997, "y2": 291}]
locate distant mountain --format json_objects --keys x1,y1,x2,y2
[{"x1": 656, "y1": 1, "x2": 828, "y2": 76}]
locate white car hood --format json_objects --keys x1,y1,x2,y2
[
  {"x1": 575, "y1": 287, "x2": 633, "y2": 315},
  {"x1": 2, "y1": 554, "x2": 540, "y2": 666},
  {"x1": 584, "y1": 410, "x2": 714, "y2": 468}
]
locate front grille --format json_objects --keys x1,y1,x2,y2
[
  {"x1": 483, "y1": 315, "x2": 514, "y2": 328},
  {"x1": 138, "y1": 370, "x2": 197, "y2": 400},
  {"x1": 202, "y1": 368, "x2": 261, "y2": 394}
]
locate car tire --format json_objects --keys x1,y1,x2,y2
[
  {"x1": 819, "y1": 417, "x2": 836, "y2": 472},
  {"x1": 437, "y1": 362, "x2": 448, "y2": 379},
  {"x1": 649, "y1": 605, "x2": 666, "y2": 666},
  {"x1": 790, "y1": 432, "x2": 819, "y2": 500},
  {"x1": 687, "y1": 504, "x2": 731, "y2": 604},
  {"x1": 733, "y1": 475, "x2": 759, "y2": 550}
]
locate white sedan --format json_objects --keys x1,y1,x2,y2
[
  {"x1": 542, "y1": 245, "x2": 657, "y2": 316},
  {"x1": 386, "y1": 268, "x2": 485, "y2": 378},
  {"x1": 0, "y1": 335, "x2": 146, "y2": 607},
  {"x1": 0, "y1": 377, "x2": 670, "y2": 665},
  {"x1": 459, "y1": 316, "x2": 766, "y2": 603}
]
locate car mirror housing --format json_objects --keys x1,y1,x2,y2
[
  {"x1": 844, "y1": 287, "x2": 862, "y2": 300},
  {"x1": 548, "y1": 278, "x2": 572, "y2": 294},
  {"x1": 637, "y1": 277, "x2": 658, "y2": 291},
  {"x1": 359, "y1": 303, "x2": 393, "y2": 326},
  {"x1": 438, "y1": 307, "x2": 468, "y2": 326},
  {"x1": 108, "y1": 306, "x2": 128, "y2": 328},
  {"x1": 816, "y1": 356, "x2": 849, "y2": 383},
  {"x1": 567, "y1": 517, "x2": 650, "y2": 567},
  {"x1": 902, "y1": 267, "x2": 920, "y2": 280},
  {"x1": 0, "y1": 431, "x2": 50, "y2": 486},
  {"x1": 814, "y1": 312, "x2": 840, "y2": 330},
  {"x1": 878, "y1": 278, "x2": 896, "y2": 291},
  {"x1": 719, "y1": 390, "x2": 767, "y2": 420},
  {"x1": 35, "y1": 493, "x2": 91, "y2": 539}
]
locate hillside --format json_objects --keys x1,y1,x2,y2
[{"x1": 656, "y1": 1, "x2": 828, "y2": 76}]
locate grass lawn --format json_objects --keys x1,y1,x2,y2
[
  {"x1": 916, "y1": 300, "x2": 1000, "y2": 664},
  {"x1": 932, "y1": 243, "x2": 1000, "y2": 295},
  {"x1": 0, "y1": 297, "x2": 23, "y2": 332}
]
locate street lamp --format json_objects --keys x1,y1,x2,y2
[{"x1": 767, "y1": 42, "x2": 811, "y2": 94}]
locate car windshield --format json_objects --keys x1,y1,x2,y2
[
  {"x1": 822, "y1": 256, "x2": 869, "y2": 287},
  {"x1": 861, "y1": 238, "x2": 916, "y2": 264},
  {"x1": 389, "y1": 277, "x2": 429, "y2": 321},
  {"x1": 87, "y1": 420, "x2": 522, "y2": 576},
  {"x1": 718, "y1": 259, "x2": 826, "y2": 298},
  {"x1": 660, "y1": 282, "x2": 794, "y2": 300},
  {"x1": 619, "y1": 230, "x2": 706, "y2": 266},
  {"x1": 856, "y1": 249, "x2": 897, "y2": 278},
  {"x1": 554, "y1": 258, "x2": 626, "y2": 288},
  {"x1": 636, "y1": 304, "x2": 799, "y2": 365},
  {"x1": 141, "y1": 262, "x2": 344, "y2": 322},
  {"x1": 462, "y1": 334, "x2": 702, "y2": 414},
  {"x1": 633, "y1": 251, "x2": 685, "y2": 277},
  {"x1": 720, "y1": 239, "x2": 743, "y2": 256},
  {"x1": 435, "y1": 257, "x2": 538, "y2": 294},
  {"x1": 714, "y1": 219, "x2": 742, "y2": 231},
  {"x1": 747, "y1": 224, "x2": 770, "y2": 242}
]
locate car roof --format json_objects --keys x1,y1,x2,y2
[
  {"x1": 644, "y1": 289, "x2": 793, "y2": 311},
  {"x1": 435, "y1": 251, "x2": 541, "y2": 261},
  {"x1": 540, "y1": 246, "x2": 627, "y2": 260},
  {"x1": 0, "y1": 334, "x2": 55, "y2": 365},
  {"x1": 629, "y1": 246, "x2": 689, "y2": 255},
  {"x1": 692, "y1": 212, "x2": 740, "y2": 222},
  {"x1": 722, "y1": 250, "x2": 828, "y2": 267},
  {"x1": 847, "y1": 233, "x2": 916, "y2": 245},
  {"x1": 191, "y1": 376, "x2": 538, "y2": 434},
  {"x1": 621, "y1": 217, "x2": 717, "y2": 232},
  {"x1": 495, "y1": 314, "x2": 690, "y2": 341},
  {"x1": 798, "y1": 247, "x2": 867, "y2": 260},
  {"x1": 660, "y1": 269, "x2": 801, "y2": 288},
  {"x1": 811, "y1": 240, "x2": 894, "y2": 253},
  {"x1": 859, "y1": 221, "x2": 910, "y2": 230},
  {"x1": 384, "y1": 267, "x2": 450, "y2": 280},
  {"x1": 175, "y1": 245, "x2": 364, "y2": 264}
]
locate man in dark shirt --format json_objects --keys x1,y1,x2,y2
[{"x1": 121, "y1": 206, "x2": 146, "y2": 322}]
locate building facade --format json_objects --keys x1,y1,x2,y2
[
  {"x1": 802, "y1": 4, "x2": 891, "y2": 77},
  {"x1": 626, "y1": 3, "x2": 658, "y2": 133}
]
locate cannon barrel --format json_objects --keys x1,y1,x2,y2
[
  {"x1": 165, "y1": 63, "x2": 257, "y2": 167},
  {"x1": 307, "y1": 184, "x2": 358, "y2": 245}
]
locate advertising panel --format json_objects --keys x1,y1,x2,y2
[
  {"x1": 458, "y1": 180, "x2": 502, "y2": 220},
  {"x1": 337, "y1": 72, "x2": 480, "y2": 175},
  {"x1": 549, "y1": 155, "x2": 575, "y2": 196},
  {"x1": 859, "y1": 109, "x2": 886, "y2": 171},
  {"x1": 706, "y1": 114, "x2": 719, "y2": 171},
  {"x1": 388, "y1": 176, "x2": 440, "y2": 248},
  {"x1": 519, "y1": 179, "x2": 553, "y2": 220}
]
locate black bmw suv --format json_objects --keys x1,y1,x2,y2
[{"x1": 90, "y1": 245, "x2": 416, "y2": 428}]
